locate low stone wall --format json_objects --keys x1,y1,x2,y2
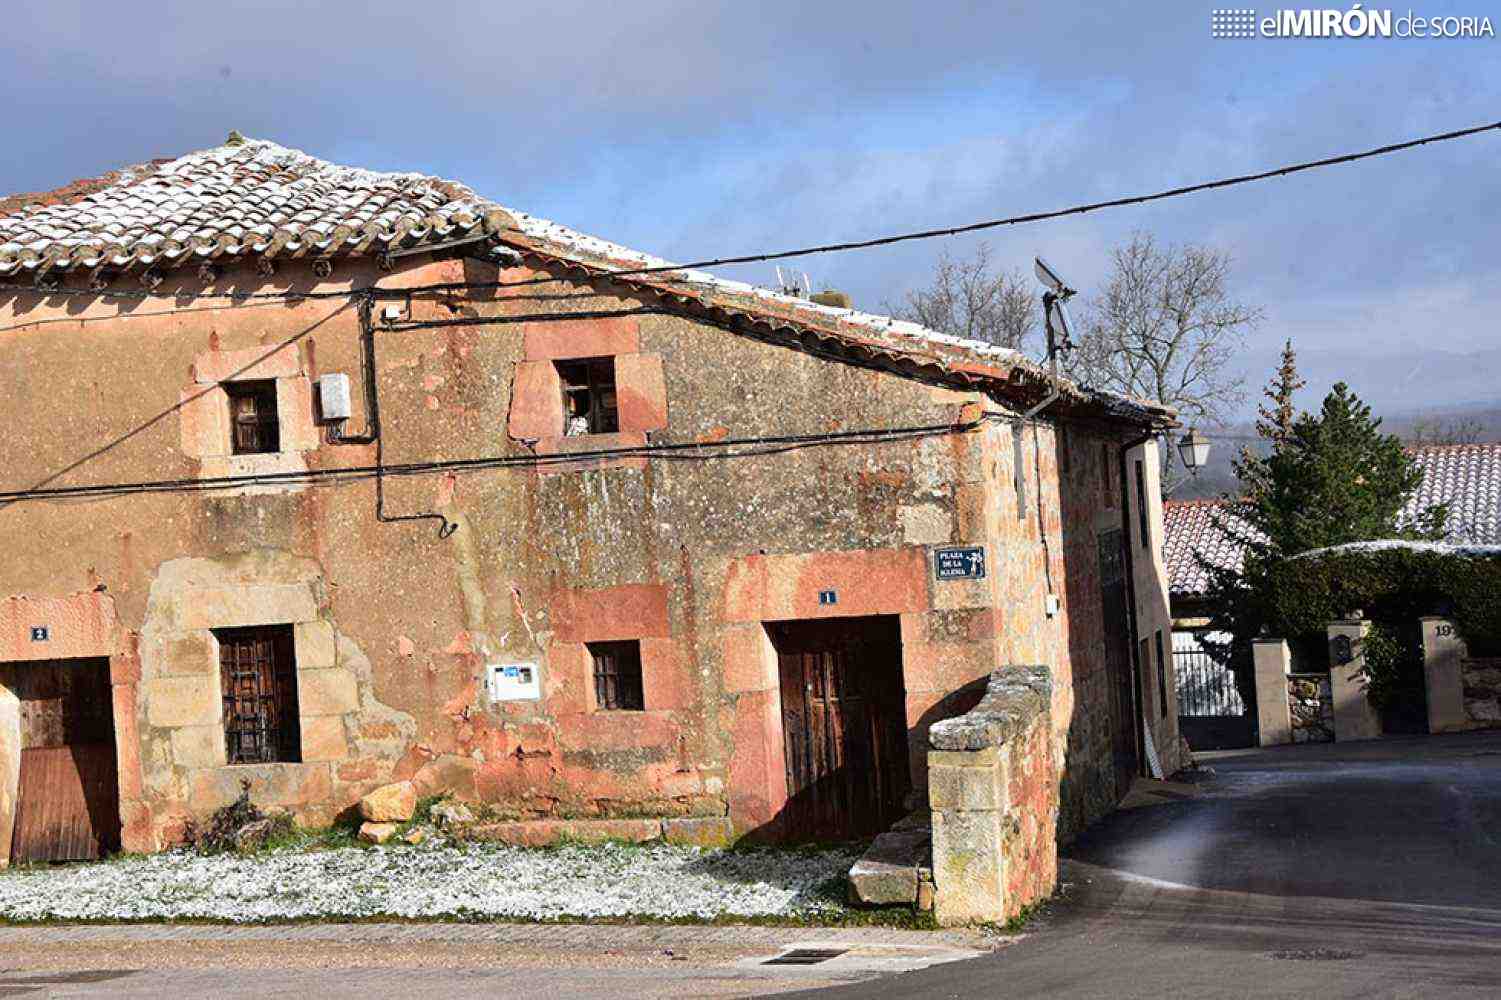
[
  {"x1": 1461, "y1": 657, "x2": 1501, "y2": 726},
  {"x1": 926, "y1": 665, "x2": 1056, "y2": 926},
  {"x1": 1287, "y1": 673, "x2": 1334, "y2": 743}
]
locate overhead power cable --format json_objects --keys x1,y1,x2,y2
[
  {"x1": 1, "y1": 119, "x2": 1497, "y2": 305},
  {"x1": 0, "y1": 415, "x2": 1003, "y2": 507}
]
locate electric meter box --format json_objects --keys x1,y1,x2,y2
[
  {"x1": 487, "y1": 662, "x2": 541, "y2": 702},
  {"x1": 317, "y1": 373, "x2": 353, "y2": 422}
]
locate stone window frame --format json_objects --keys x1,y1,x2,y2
[
  {"x1": 178, "y1": 343, "x2": 319, "y2": 490},
  {"x1": 506, "y1": 316, "x2": 667, "y2": 473},
  {"x1": 143, "y1": 584, "x2": 355, "y2": 784}
]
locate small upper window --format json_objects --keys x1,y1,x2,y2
[
  {"x1": 590, "y1": 639, "x2": 644, "y2": 711},
  {"x1": 556, "y1": 358, "x2": 619, "y2": 436},
  {"x1": 226, "y1": 380, "x2": 280, "y2": 455}
]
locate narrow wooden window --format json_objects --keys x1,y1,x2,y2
[
  {"x1": 556, "y1": 358, "x2": 619, "y2": 436},
  {"x1": 217, "y1": 625, "x2": 301, "y2": 764},
  {"x1": 225, "y1": 380, "x2": 281, "y2": 455},
  {"x1": 1154, "y1": 629, "x2": 1168, "y2": 718},
  {"x1": 1135, "y1": 459, "x2": 1149, "y2": 548},
  {"x1": 590, "y1": 640, "x2": 644, "y2": 711}
]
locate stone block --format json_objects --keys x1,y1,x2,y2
[
  {"x1": 721, "y1": 625, "x2": 775, "y2": 695},
  {"x1": 162, "y1": 632, "x2": 217, "y2": 676},
  {"x1": 468, "y1": 817, "x2": 662, "y2": 847},
  {"x1": 145, "y1": 676, "x2": 220, "y2": 729},
  {"x1": 898, "y1": 504, "x2": 951, "y2": 545},
  {"x1": 522, "y1": 316, "x2": 640, "y2": 361},
  {"x1": 927, "y1": 752, "x2": 1004, "y2": 811},
  {"x1": 0, "y1": 591, "x2": 118, "y2": 663},
  {"x1": 614, "y1": 352, "x2": 668, "y2": 433},
  {"x1": 358, "y1": 821, "x2": 400, "y2": 844},
  {"x1": 360, "y1": 781, "x2": 417, "y2": 823},
  {"x1": 661, "y1": 816, "x2": 733, "y2": 847},
  {"x1": 275, "y1": 376, "x2": 320, "y2": 452},
  {"x1": 193, "y1": 344, "x2": 302, "y2": 384},
  {"x1": 931, "y1": 808, "x2": 1004, "y2": 926},
  {"x1": 170, "y1": 724, "x2": 225, "y2": 769},
  {"x1": 550, "y1": 583, "x2": 670, "y2": 642},
  {"x1": 299, "y1": 715, "x2": 349, "y2": 763},
  {"x1": 294, "y1": 620, "x2": 337, "y2": 669},
  {"x1": 848, "y1": 825, "x2": 930, "y2": 905},
  {"x1": 297, "y1": 668, "x2": 359, "y2": 716},
  {"x1": 177, "y1": 585, "x2": 319, "y2": 631},
  {"x1": 178, "y1": 385, "x2": 230, "y2": 459}
]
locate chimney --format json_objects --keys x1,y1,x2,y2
[{"x1": 810, "y1": 289, "x2": 852, "y2": 310}]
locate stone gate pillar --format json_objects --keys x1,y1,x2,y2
[
  {"x1": 1421, "y1": 617, "x2": 1468, "y2": 733},
  {"x1": 1252, "y1": 638, "x2": 1292, "y2": 746},
  {"x1": 1328, "y1": 616, "x2": 1381, "y2": 741}
]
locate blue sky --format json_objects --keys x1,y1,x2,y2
[{"x1": 5, "y1": 2, "x2": 1499, "y2": 416}]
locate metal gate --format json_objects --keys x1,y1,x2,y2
[{"x1": 1173, "y1": 631, "x2": 1254, "y2": 749}]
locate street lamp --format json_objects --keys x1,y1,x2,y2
[{"x1": 1177, "y1": 428, "x2": 1211, "y2": 472}]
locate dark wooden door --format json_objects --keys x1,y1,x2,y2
[
  {"x1": 771, "y1": 616, "x2": 909, "y2": 842},
  {"x1": 9, "y1": 658, "x2": 120, "y2": 864},
  {"x1": 1098, "y1": 530, "x2": 1139, "y2": 795}
]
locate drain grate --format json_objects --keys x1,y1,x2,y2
[
  {"x1": 1270, "y1": 948, "x2": 1363, "y2": 962},
  {"x1": 764, "y1": 948, "x2": 849, "y2": 966}
]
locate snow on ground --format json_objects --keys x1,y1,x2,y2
[{"x1": 0, "y1": 841, "x2": 861, "y2": 924}]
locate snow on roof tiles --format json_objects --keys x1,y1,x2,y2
[
  {"x1": 0, "y1": 137, "x2": 501, "y2": 275},
  {"x1": 1, "y1": 137, "x2": 1175, "y2": 425},
  {"x1": 1164, "y1": 443, "x2": 1501, "y2": 597}
]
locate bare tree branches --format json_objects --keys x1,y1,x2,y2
[
  {"x1": 1406, "y1": 416, "x2": 1485, "y2": 447},
  {"x1": 1066, "y1": 231, "x2": 1261, "y2": 485},
  {"x1": 884, "y1": 242, "x2": 1036, "y2": 353}
]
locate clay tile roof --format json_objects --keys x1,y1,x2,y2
[
  {"x1": 1163, "y1": 443, "x2": 1501, "y2": 597},
  {"x1": 0, "y1": 137, "x2": 503, "y2": 276},
  {"x1": 1406, "y1": 443, "x2": 1501, "y2": 545},
  {"x1": 1163, "y1": 499, "x2": 1257, "y2": 597},
  {"x1": 0, "y1": 137, "x2": 1174, "y2": 426}
]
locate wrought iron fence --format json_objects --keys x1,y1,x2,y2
[{"x1": 1173, "y1": 632, "x2": 1246, "y2": 718}]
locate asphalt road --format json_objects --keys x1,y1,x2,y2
[{"x1": 793, "y1": 730, "x2": 1501, "y2": 999}]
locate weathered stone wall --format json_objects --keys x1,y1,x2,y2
[
  {"x1": 1287, "y1": 673, "x2": 1334, "y2": 743},
  {"x1": 0, "y1": 254, "x2": 1167, "y2": 853},
  {"x1": 927, "y1": 665, "x2": 1056, "y2": 925},
  {"x1": 1461, "y1": 657, "x2": 1501, "y2": 726}
]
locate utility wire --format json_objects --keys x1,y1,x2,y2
[
  {"x1": 3, "y1": 119, "x2": 1498, "y2": 305},
  {"x1": 0, "y1": 416, "x2": 999, "y2": 506},
  {"x1": 286, "y1": 118, "x2": 1501, "y2": 298}
]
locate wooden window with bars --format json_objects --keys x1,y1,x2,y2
[
  {"x1": 226, "y1": 380, "x2": 281, "y2": 455},
  {"x1": 556, "y1": 358, "x2": 619, "y2": 436},
  {"x1": 590, "y1": 640, "x2": 644, "y2": 711},
  {"x1": 217, "y1": 625, "x2": 302, "y2": 765}
]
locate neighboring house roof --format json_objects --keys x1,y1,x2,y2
[
  {"x1": 1162, "y1": 499, "x2": 1259, "y2": 599},
  {"x1": 0, "y1": 136, "x2": 1175, "y2": 428},
  {"x1": 1164, "y1": 442, "x2": 1501, "y2": 598}
]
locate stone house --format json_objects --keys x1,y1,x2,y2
[{"x1": 0, "y1": 137, "x2": 1182, "y2": 865}]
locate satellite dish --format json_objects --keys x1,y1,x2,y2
[{"x1": 1034, "y1": 257, "x2": 1073, "y2": 297}]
